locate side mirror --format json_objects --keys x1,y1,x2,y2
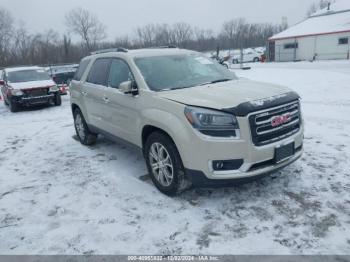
[
  {"x1": 119, "y1": 81, "x2": 138, "y2": 95},
  {"x1": 0, "y1": 80, "x2": 5, "y2": 86}
]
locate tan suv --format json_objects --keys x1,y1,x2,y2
[{"x1": 70, "y1": 47, "x2": 303, "y2": 195}]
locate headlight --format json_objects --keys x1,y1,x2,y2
[
  {"x1": 184, "y1": 106, "x2": 239, "y2": 138},
  {"x1": 10, "y1": 89, "x2": 24, "y2": 96},
  {"x1": 49, "y1": 85, "x2": 59, "y2": 92}
]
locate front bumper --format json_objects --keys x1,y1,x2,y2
[
  {"x1": 12, "y1": 94, "x2": 55, "y2": 106},
  {"x1": 178, "y1": 115, "x2": 304, "y2": 184},
  {"x1": 186, "y1": 146, "x2": 303, "y2": 187}
]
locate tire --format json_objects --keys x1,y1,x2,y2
[
  {"x1": 253, "y1": 57, "x2": 260, "y2": 62},
  {"x1": 73, "y1": 108, "x2": 97, "y2": 146},
  {"x1": 232, "y1": 59, "x2": 239, "y2": 64},
  {"x1": 144, "y1": 132, "x2": 191, "y2": 196},
  {"x1": 9, "y1": 99, "x2": 19, "y2": 113},
  {"x1": 54, "y1": 93, "x2": 62, "y2": 106}
]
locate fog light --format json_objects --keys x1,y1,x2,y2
[{"x1": 212, "y1": 159, "x2": 243, "y2": 171}]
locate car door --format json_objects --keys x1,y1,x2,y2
[
  {"x1": 102, "y1": 58, "x2": 140, "y2": 144},
  {"x1": 82, "y1": 58, "x2": 111, "y2": 130}
]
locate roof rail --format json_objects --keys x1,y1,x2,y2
[
  {"x1": 147, "y1": 45, "x2": 178, "y2": 49},
  {"x1": 91, "y1": 47, "x2": 128, "y2": 55}
]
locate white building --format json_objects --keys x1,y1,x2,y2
[{"x1": 268, "y1": 1, "x2": 350, "y2": 62}]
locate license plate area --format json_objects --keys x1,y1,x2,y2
[{"x1": 274, "y1": 142, "x2": 295, "y2": 164}]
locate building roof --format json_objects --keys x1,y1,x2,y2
[{"x1": 269, "y1": 1, "x2": 350, "y2": 41}]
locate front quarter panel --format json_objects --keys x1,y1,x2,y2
[{"x1": 139, "y1": 98, "x2": 195, "y2": 168}]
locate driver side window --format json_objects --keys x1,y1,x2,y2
[{"x1": 108, "y1": 59, "x2": 133, "y2": 89}]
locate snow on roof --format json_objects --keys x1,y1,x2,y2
[
  {"x1": 5, "y1": 66, "x2": 43, "y2": 73},
  {"x1": 270, "y1": 3, "x2": 350, "y2": 41}
]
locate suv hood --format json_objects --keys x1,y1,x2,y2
[
  {"x1": 158, "y1": 78, "x2": 293, "y2": 111},
  {"x1": 9, "y1": 80, "x2": 56, "y2": 90}
]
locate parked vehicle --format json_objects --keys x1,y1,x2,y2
[
  {"x1": 46, "y1": 64, "x2": 78, "y2": 95},
  {"x1": 232, "y1": 49, "x2": 261, "y2": 64},
  {"x1": 70, "y1": 47, "x2": 304, "y2": 196},
  {"x1": 0, "y1": 66, "x2": 61, "y2": 112}
]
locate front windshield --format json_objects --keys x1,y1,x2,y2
[
  {"x1": 7, "y1": 69, "x2": 51, "y2": 83},
  {"x1": 134, "y1": 54, "x2": 237, "y2": 91}
]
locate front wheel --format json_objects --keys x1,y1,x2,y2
[
  {"x1": 74, "y1": 109, "x2": 97, "y2": 145},
  {"x1": 144, "y1": 132, "x2": 191, "y2": 196},
  {"x1": 9, "y1": 100, "x2": 19, "y2": 112},
  {"x1": 253, "y1": 57, "x2": 260, "y2": 62},
  {"x1": 54, "y1": 93, "x2": 62, "y2": 106}
]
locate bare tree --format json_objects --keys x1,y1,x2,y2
[
  {"x1": 172, "y1": 22, "x2": 193, "y2": 47},
  {"x1": 135, "y1": 24, "x2": 157, "y2": 47},
  {"x1": 307, "y1": 0, "x2": 333, "y2": 16},
  {"x1": 65, "y1": 7, "x2": 107, "y2": 52},
  {"x1": 0, "y1": 7, "x2": 14, "y2": 65},
  {"x1": 220, "y1": 18, "x2": 247, "y2": 48}
]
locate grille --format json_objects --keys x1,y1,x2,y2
[
  {"x1": 249, "y1": 101, "x2": 301, "y2": 146},
  {"x1": 24, "y1": 88, "x2": 48, "y2": 97}
]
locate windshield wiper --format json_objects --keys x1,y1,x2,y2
[
  {"x1": 159, "y1": 79, "x2": 233, "y2": 92},
  {"x1": 199, "y1": 79, "x2": 232, "y2": 86},
  {"x1": 159, "y1": 86, "x2": 194, "y2": 92}
]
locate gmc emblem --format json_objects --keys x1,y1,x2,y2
[{"x1": 271, "y1": 113, "x2": 291, "y2": 127}]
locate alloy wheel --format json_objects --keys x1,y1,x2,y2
[{"x1": 149, "y1": 142, "x2": 174, "y2": 187}]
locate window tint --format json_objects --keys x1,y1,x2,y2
[
  {"x1": 339, "y1": 37, "x2": 348, "y2": 45},
  {"x1": 74, "y1": 59, "x2": 90, "y2": 81},
  {"x1": 108, "y1": 59, "x2": 133, "y2": 88},
  {"x1": 87, "y1": 58, "x2": 111, "y2": 86},
  {"x1": 284, "y1": 43, "x2": 298, "y2": 49}
]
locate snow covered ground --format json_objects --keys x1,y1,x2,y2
[{"x1": 0, "y1": 60, "x2": 349, "y2": 255}]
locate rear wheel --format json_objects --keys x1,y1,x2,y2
[
  {"x1": 9, "y1": 100, "x2": 19, "y2": 113},
  {"x1": 232, "y1": 59, "x2": 239, "y2": 64},
  {"x1": 74, "y1": 108, "x2": 97, "y2": 145},
  {"x1": 144, "y1": 132, "x2": 191, "y2": 196},
  {"x1": 253, "y1": 57, "x2": 260, "y2": 62},
  {"x1": 54, "y1": 93, "x2": 62, "y2": 106}
]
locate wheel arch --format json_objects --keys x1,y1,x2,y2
[{"x1": 142, "y1": 125, "x2": 177, "y2": 152}]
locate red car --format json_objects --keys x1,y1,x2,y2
[{"x1": 0, "y1": 66, "x2": 62, "y2": 112}]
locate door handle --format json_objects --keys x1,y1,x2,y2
[{"x1": 103, "y1": 96, "x2": 109, "y2": 103}]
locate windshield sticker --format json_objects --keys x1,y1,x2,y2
[{"x1": 195, "y1": 57, "x2": 214, "y2": 65}]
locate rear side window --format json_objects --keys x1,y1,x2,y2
[
  {"x1": 74, "y1": 59, "x2": 90, "y2": 81},
  {"x1": 87, "y1": 58, "x2": 111, "y2": 86}
]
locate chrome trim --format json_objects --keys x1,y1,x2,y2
[
  {"x1": 249, "y1": 100, "x2": 299, "y2": 119},
  {"x1": 256, "y1": 109, "x2": 299, "y2": 125},
  {"x1": 256, "y1": 119, "x2": 300, "y2": 135},
  {"x1": 248, "y1": 100, "x2": 301, "y2": 146}
]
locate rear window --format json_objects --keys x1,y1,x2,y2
[
  {"x1": 86, "y1": 58, "x2": 111, "y2": 86},
  {"x1": 73, "y1": 59, "x2": 90, "y2": 81}
]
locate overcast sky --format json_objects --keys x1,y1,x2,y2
[{"x1": 0, "y1": 0, "x2": 315, "y2": 40}]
